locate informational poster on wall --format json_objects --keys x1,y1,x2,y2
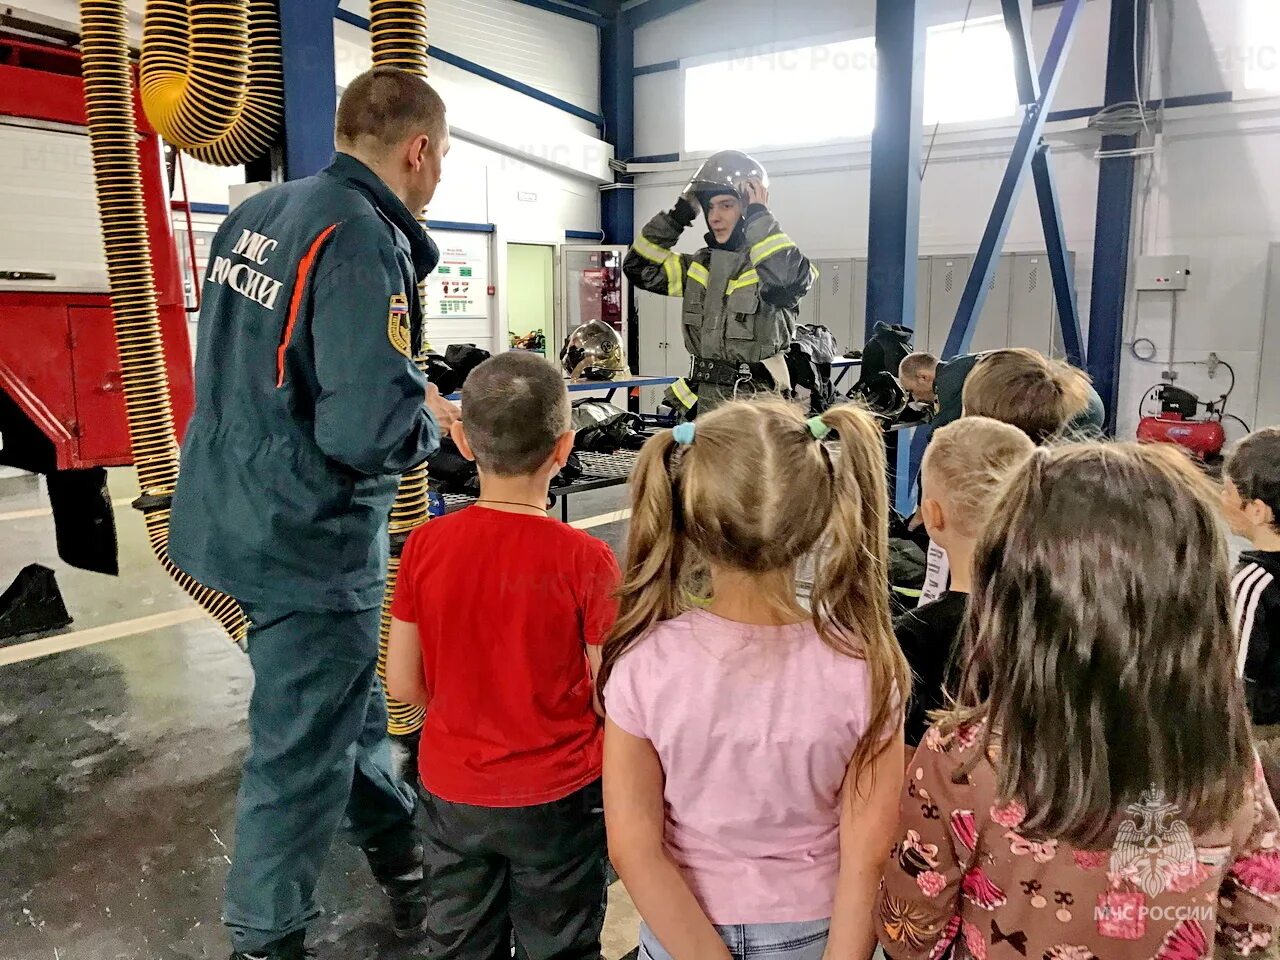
[{"x1": 425, "y1": 231, "x2": 490, "y2": 320}]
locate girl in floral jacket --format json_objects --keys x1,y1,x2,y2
[{"x1": 877, "y1": 443, "x2": 1280, "y2": 960}]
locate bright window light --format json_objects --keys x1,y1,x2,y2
[
  {"x1": 923, "y1": 17, "x2": 1020, "y2": 125},
  {"x1": 1242, "y1": 0, "x2": 1280, "y2": 92},
  {"x1": 680, "y1": 18, "x2": 1018, "y2": 154},
  {"x1": 683, "y1": 37, "x2": 878, "y2": 153}
]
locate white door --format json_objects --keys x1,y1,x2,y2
[{"x1": 1257, "y1": 244, "x2": 1280, "y2": 428}]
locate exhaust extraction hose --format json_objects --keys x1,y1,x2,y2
[
  {"x1": 371, "y1": 0, "x2": 431, "y2": 738},
  {"x1": 141, "y1": 0, "x2": 283, "y2": 166},
  {"x1": 79, "y1": 0, "x2": 248, "y2": 644}
]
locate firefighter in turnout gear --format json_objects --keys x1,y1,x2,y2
[{"x1": 624, "y1": 150, "x2": 816, "y2": 414}]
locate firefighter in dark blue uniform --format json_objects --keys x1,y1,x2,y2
[{"x1": 168, "y1": 70, "x2": 459, "y2": 960}]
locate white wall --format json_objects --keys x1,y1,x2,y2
[{"x1": 631, "y1": 0, "x2": 1280, "y2": 435}]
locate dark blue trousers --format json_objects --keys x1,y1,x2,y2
[{"x1": 223, "y1": 603, "x2": 416, "y2": 952}]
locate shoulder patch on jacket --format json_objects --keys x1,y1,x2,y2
[{"x1": 388, "y1": 294, "x2": 411, "y2": 357}]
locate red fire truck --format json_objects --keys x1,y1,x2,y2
[{"x1": 0, "y1": 34, "x2": 194, "y2": 587}]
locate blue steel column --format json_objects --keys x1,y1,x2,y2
[
  {"x1": 600, "y1": 12, "x2": 634, "y2": 246},
  {"x1": 279, "y1": 0, "x2": 341, "y2": 181},
  {"x1": 1002, "y1": 0, "x2": 1041, "y2": 105},
  {"x1": 1086, "y1": 0, "x2": 1150, "y2": 434},
  {"x1": 864, "y1": 0, "x2": 924, "y2": 342},
  {"x1": 942, "y1": 0, "x2": 1083, "y2": 359}
]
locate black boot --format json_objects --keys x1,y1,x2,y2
[
  {"x1": 229, "y1": 929, "x2": 315, "y2": 960},
  {"x1": 365, "y1": 833, "x2": 429, "y2": 940}
]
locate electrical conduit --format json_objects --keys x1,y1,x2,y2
[
  {"x1": 79, "y1": 0, "x2": 248, "y2": 644},
  {"x1": 371, "y1": 0, "x2": 431, "y2": 738}
]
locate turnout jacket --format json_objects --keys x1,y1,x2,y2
[
  {"x1": 625, "y1": 197, "x2": 815, "y2": 365},
  {"x1": 170, "y1": 153, "x2": 442, "y2": 612}
]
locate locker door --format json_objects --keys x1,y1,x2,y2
[
  {"x1": 636, "y1": 289, "x2": 668, "y2": 375},
  {"x1": 798, "y1": 265, "x2": 821, "y2": 330},
  {"x1": 916, "y1": 258, "x2": 931, "y2": 348},
  {"x1": 1009, "y1": 254, "x2": 1054, "y2": 355},
  {"x1": 815, "y1": 259, "x2": 856, "y2": 354},
  {"x1": 1048, "y1": 252, "x2": 1077, "y2": 359},
  {"x1": 927, "y1": 256, "x2": 971, "y2": 356},
  {"x1": 853, "y1": 259, "x2": 868, "y2": 347},
  {"x1": 971, "y1": 254, "x2": 1014, "y2": 353}
]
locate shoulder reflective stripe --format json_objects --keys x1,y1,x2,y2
[
  {"x1": 727, "y1": 270, "x2": 760, "y2": 294},
  {"x1": 634, "y1": 235, "x2": 673, "y2": 265},
  {"x1": 751, "y1": 235, "x2": 798, "y2": 265},
  {"x1": 277, "y1": 223, "x2": 340, "y2": 388},
  {"x1": 688, "y1": 262, "x2": 710, "y2": 287}
]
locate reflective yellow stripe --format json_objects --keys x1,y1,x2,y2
[
  {"x1": 751, "y1": 234, "x2": 798, "y2": 265},
  {"x1": 666, "y1": 256, "x2": 683, "y2": 297},
  {"x1": 633, "y1": 235, "x2": 671, "y2": 265},
  {"x1": 688, "y1": 262, "x2": 710, "y2": 287},
  {"x1": 810, "y1": 263, "x2": 820, "y2": 281},
  {"x1": 670, "y1": 378, "x2": 697, "y2": 408},
  {"x1": 727, "y1": 270, "x2": 760, "y2": 295}
]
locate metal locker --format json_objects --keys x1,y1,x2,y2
[
  {"x1": 798, "y1": 269, "x2": 821, "y2": 330},
  {"x1": 815, "y1": 259, "x2": 856, "y2": 354},
  {"x1": 916, "y1": 257, "x2": 931, "y2": 349},
  {"x1": 1047, "y1": 252, "x2": 1077, "y2": 359},
  {"x1": 853, "y1": 258, "x2": 868, "y2": 346},
  {"x1": 850, "y1": 258, "x2": 928, "y2": 351},
  {"x1": 1009, "y1": 254, "x2": 1055, "y2": 355},
  {"x1": 926, "y1": 256, "x2": 971, "y2": 356},
  {"x1": 970, "y1": 255, "x2": 1014, "y2": 354}
]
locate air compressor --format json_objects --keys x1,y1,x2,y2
[{"x1": 1136, "y1": 384, "x2": 1227, "y2": 460}]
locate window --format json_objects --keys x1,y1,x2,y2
[
  {"x1": 923, "y1": 17, "x2": 1020, "y2": 125},
  {"x1": 683, "y1": 37, "x2": 878, "y2": 153},
  {"x1": 681, "y1": 17, "x2": 1020, "y2": 154},
  {"x1": 1241, "y1": 0, "x2": 1280, "y2": 93}
]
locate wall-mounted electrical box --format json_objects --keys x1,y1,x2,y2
[{"x1": 1135, "y1": 255, "x2": 1191, "y2": 291}]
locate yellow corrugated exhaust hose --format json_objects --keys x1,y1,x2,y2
[
  {"x1": 140, "y1": 0, "x2": 282, "y2": 166},
  {"x1": 79, "y1": 0, "x2": 249, "y2": 644},
  {"x1": 371, "y1": 0, "x2": 432, "y2": 738}
]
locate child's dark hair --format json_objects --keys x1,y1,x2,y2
[
  {"x1": 1226, "y1": 426, "x2": 1280, "y2": 528},
  {"x1": 598, "y1": 399, "x2": 909, "y2": 778},
  {"x1": 460, "y1": 352, "x2": 569, "y2": 476},
  {"x1": 942, "y1": 442, "x2": 1253, "y2": 844}
]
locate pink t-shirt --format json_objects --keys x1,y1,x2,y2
[{"x1": 604, "y1": 609, "x2": 874, "y2": 925}]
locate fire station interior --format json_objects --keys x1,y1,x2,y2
[{"x1": 3, "y1": 1, "x2": 1280, "y2": 959}]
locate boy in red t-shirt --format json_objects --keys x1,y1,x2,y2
[{"x1": 386, "y1": 351, "x2": 620, "y2": 960}]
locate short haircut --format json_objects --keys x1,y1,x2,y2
[
  {"x1": 1226, "y1": 426, "x2": 1280, "y2": 527},
  {"x1": 461, "y1": 352, "x2": 570, "y2": 477},
  {"x1": 899, "y1": 352, "x2": 938, "y2": 383},
  {"x1": 922, "y1": 417, "x2": 1036, "y2": 537},
  {"x1": 962, "y1": 348, "x2": 1091, "y2": 444},
  {"x1": 336, "y1": 68, "x2": 447, "y2": 157}
]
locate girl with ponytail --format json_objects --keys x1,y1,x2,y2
[{"x1": 601, "y1": 399, "x2": 909, "y2": 960}]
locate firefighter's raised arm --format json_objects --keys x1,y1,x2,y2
[
  {"x1": 741, "y1": 177, "x2": 816, "y2": 308},
  {"x1": 310, "y1": 217, "x2": 441, "y2": 476},
  {"x1": 623, "y1": 195, "x2": 696, "y2": 298}
]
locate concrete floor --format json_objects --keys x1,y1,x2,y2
[{"x1": 0, "y1": 469, "x2": 636, "y2": 960}]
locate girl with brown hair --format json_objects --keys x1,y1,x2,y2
[
  {"x1": 601, "y1": 399, "x2": 909, "y2": 960},
  {"x1": 877, "y1": 442, "x2": 1280, "y2": 960}
]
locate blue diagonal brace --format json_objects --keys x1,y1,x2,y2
[
  {"x1": 1002, "y1": 0, "x2": 1041, "y2": 105},
  {"x1": 1031, "y1": 141, "x2": 1085, "y2": 365},
  {"x1": 942, "y1": 0, "x2": 1083, "y2": 359}
]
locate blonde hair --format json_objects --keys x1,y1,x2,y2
[
  {"x1": 922, "y1": 417, "x2": 1035, "y2": 538},
  {"x1": 598, "y1": 399, "x2": 909, "y2": 776},
  {"x1": 962, "y1": 348, "x2": 1091, "y2": 443}
]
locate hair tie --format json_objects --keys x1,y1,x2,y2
[
  {"x1": 807, "y1": 416, "x2": 832, "y2": 440},
  {"x1": 672, "y1": 422, "x2": 697, "y2": 445}
]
